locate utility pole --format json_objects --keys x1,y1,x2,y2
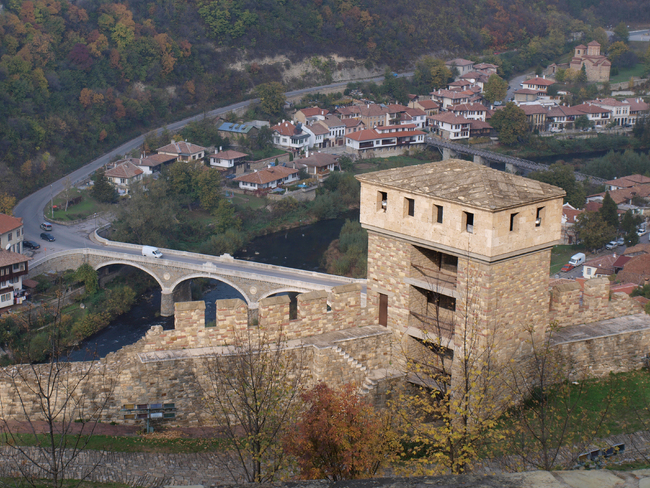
[{"x1": 50, "y1": 185, "x2": 53, "y2": 219}]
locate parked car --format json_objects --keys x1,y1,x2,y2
[
  {"x1": 605, "y1": 240, "x2": 618, "y2": 250},
  {"x1": 40, "y1": 222, "x2": 52, "y2": 231},
  {"x1": 616, "y1": 237, "x2": 625, "y2": 246},
  {"x1": 560, "y1": 263, "x2": 575, "y2": 272},
  {"x1": 40, "y1": 232, "x2": 55, "y2": 242},
  {"x1": 638, "y1": 227, "x2": 648, "y2": 237},
  {"x1": 22, "y1": 240, "x2": 40, "y2": 250}
]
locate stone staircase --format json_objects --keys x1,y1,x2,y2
[
  {"x1": 330, "y1": 346, "x2": 405, "y2": 396},
  {"x1": 331, "y1": 346, "x2": 367, "y2": 373}
]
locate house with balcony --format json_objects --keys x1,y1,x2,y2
[
  {"x1": 449, "y1": 103, "x2": 487, "y2": 121},
  {"x1": 587, "y1": 98, "x2": 630, "y2": 126},
  {"x1": 0, "y1": 214, "x2": 23, "y2": 255},
  {"x1": 156, "y1": 141, "x2": 206, "y2": 162},
  {"x1": 521, "y1": 77, "x2": 555, "y2": 93},
  {"x1": 519, "y1": 104, "x2": 548, "y2": 130},
  {"x1": 409, "y1": 99, "x2": 440, "y2": 117},
  {"x1": 545, "y1": 105, "x2": 584, "y2": 129},
  {"x1": 292, "y1": 152, "x2": 340, "y2": 180},
  {"x1": 427, "y1": 113, "x2": 471, "y2": 140},
  {"x1": 400, "y1": 108, "x2": 427, "y2": 129},
  {"x1": 271, "y1": 121, "x2": 310, "y2": 153},
  {"x1": 572, "y1": 103, "x2": 612, "y2": 126},
  {"x1": 133, "y1": 154, "x2": 177, "y2": 175},
  {"x1": 430, "y1": 89, "x2": 479, "y2": 109},
  {"x1": 321, "y1": 115, "x2": 347, "y2": 146},
  {"x1": 0, "y1": 250, "x2": 30, "y2": 311},
  {"x1": 306, "y1": 121, "x2": 330, "y2": 148},
  {"x1": 626, "y1": 98, "x2": 649, "y2": 125},
  {"x1": 474, "y1": 63, "x2": 499, "y2": 75},
  {"x1": 604, "y1": 175, "x2": 650, "y2": 192},
  {"x1": 342, "y1": 118, "x2": 365, "y2": 135},
  {"x1": 294, "y1": 107, "x2": 329, "y2": 125},
  {"x1": 345, "y1": 126, "x2": 426, "y2": 156},
  {"x1": 105, "y1": 161, "x2": 144, "y2": 194},
  {"x1": 234, "y1": 166, "x2": 299, "y2": 191}
]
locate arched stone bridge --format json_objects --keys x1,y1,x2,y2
[{"x1": 28, "y1": 248, "x2": 364, "y2": 316}]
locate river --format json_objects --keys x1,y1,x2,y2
[{"x1": 70, "y1": 211, "x2": 360, "y2": 360}]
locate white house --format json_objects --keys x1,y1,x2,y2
[
  {"x1": 587, "y1": 98, "x2": 630, "y2": 126},
  {"x1": 427, "y1": 113, "x2": 471, "y2": 140},
  {"x1": 0, "y1": 249, "x2": 30, "y2": 311},
  {"x1": 234, "y1": 166, "x2": 299, "y2": 191},
  {"x1": 449, "y1": 103, "x2": 487, "y2": 121},
  {"x1": 156, "y1": 141, "x2": 206, "y2": 162},
  {"x1": 132, "y1": 154, "x2": 176, "y2": 175},
  {"x1": 208, "y1": 149, "x2": 248, "y2": 169},
  {"x1": 271, "y1": 121, "x2": 310, "y2": 152},
  {"x1": 0, "y1": 214, "x2": 24, "y2": 254},
  {"x1": 445, "y1": 58, "x2": 475, "y2": 76},
  {"x1": 572, "y1": 103, "x2": 612, "y2": 126},
  {"x1": 105, "y1": 161, "x2": 144, "y2": 194},
  {"x1": 345, "y1": 126, "x2": 425, "y2": 156},
  {"x1": 400, "y1": 108, "x2": 427, "y2": 129}
]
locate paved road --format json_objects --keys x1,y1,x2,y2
[
  {"x1": 506, "y1": 73, "x2": 530, "y2": 102},
  {"x1": 629, "y1": 29, "x2": 650, "y2": 42}
]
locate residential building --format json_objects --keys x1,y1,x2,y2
[
  {"x1": 216, "y1": 122, "x2": 259, "y2": 141},
  {"x1": 561, "y1": 203, "x2": 583, "y2": 244},
  {"x1": 385, "y1": 104, "x2": 409, "y2": 125},
  {"x1": 618, "y1": 253, "x2": 650, "y2": 285},
  {"x1": 294, "y1": 107, "x2": 329, "y2": 125},
  {"x1": 133, "y1": 154, "x2": 176, "y2": 175},
  {"x1": 449, "y1": 103, "x2": 487, "y2": 121},
  {"x1": 445, "y1": 58, "x2": 474, "y2": 76},
  {"x1": 587, "y1": 98, "x2": 630, "y2": 126},
  {"x1": 400, "y1": 108, "x2": 427, "y2": 129},
  {"x1": 292, "y1": 152, "x2": 340, "y2": 180},
  {"x1": 428, "y1": 113, "x2": 471, "y2": 140},
  {"x1": 545, "y1": 105, "x2": 584, "y2": 129},
  {"x1": 468, "y1": 119, "x2": 494, "y2": 138},
  {"x1": 336, "y1": 105, "x2": 362, "y2": 120},
  {"x1": 448, "y1": 80, "x2": 474, "y2": 92},
  {"x1": 521, "y1": 77, "x2": 555, "y2": 93},
  {"x1": 570, "y1": 41, "x2": 611, "y2": 82},
  {"x1": 0, "y1": 250, "x2": 29, "y2": 311},
  {"x1": 0, "y1": 214, "x2": 24, "y2": 254},
  {"x1": 474, "y1": 63, "x2": 499, "y2": 75},
  {"x1": 587, "y1": 185, "x2": 650, "y2": 206},
  {"x1": 409, "y1": 99, "x2": 440, "y2": 116},
  {"x1": 519, "y1": 104, "x2": 548, "y2": 130},
  {"x1": 234, "y1": 166, "x2": 299, "y2": 191},
  {"x1": 156, "y1": 141, "x2": 206, "y2": 162},
  {"x1": 342, "y1": 118, "x2": 365, "y2": 135},
  {"x1": 358, "y1": 104, "x2": 389, "y2": 128},
  {"x1": 605, "y1": 175, "x2": 650, "y2": 192},
  {"x1": 208, "y1": 150, "x2": 248, "y2": 169},
  {"x1": 430, "y1": 89, "x2": 477, "y2": 109},
  {"x1": 626, "y1": 98, "x2": 650, "y2": 125},
  {"x1": 105, "y1": 161, "x2": 144, "y2": 194},
  {"x1": 459, "y1": 71, "x2": 489, "y2": 91},
  {"x1": 514, "y1": 88, "x2": 542, "y2": 103},
  {"x1": 271, "y1": 121, "x2": 310, "y2": 152},
  {"x1": 345, "y1": 126, "x2": 426, "y2": 156},
  {"x1": 572, "y1": 103, "x2": 612, "y2": 126},
  {"x1": 583, "y1": 254, "x2": 618, "y2": 279},
  {"x1": 321, "y1": 115, "x2": 346, "y2": 146},
  {"x1": 307, "y1": 122, "x2": 330, "y2": 148}
]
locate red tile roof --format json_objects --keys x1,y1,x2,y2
[
  {"x1": 417, "y1": 100, "x2": 440, "y2": 110},
  {"x1": 298, "y1": 107, "x2": 329, "y2": 117},
  {"x1": 519, "y1": 104, "x2": 548, "y2": 115},
  {"x1": 584, "y1": 254, "x2": 618, "y2": 275},
  {"x1": 346, "y1": 129, "x2": 425, "y2": 142},
  {"x1": 136, "y1": 154, "x2": 176, "y2": 167},
  {"x1": 605, "y1": 175, "x2": 650, "y2": 188},
  {"x1": 624, "y1": 243, "x2": 650, "y2": 256},
  {"x1": 310, "y1": 122, "x2": 331, "y2": 135},
  {"x1": 234, "y1": 166, "x2": 298, "y2": 185},
  {"x1": 626, "y1": 98, "x2": 650, "y2": 113},
  {"x1": 523, "y1": 77, "x2": 555, "y2": 86},
  {"x1": 296, "y1": 153, "x2": 339, "y2": 168},
  {"x1": 449, "y1": 103, "x2": 487, "y2": 112},
  {"x1": 0, "y1": 250, "x2": 30, "y2": 266},
  {"x1": 105, "y1": 161, "x2": 144, "y2": 179},
  {"x1": 272, "y1": 121, "x2": 300, "y2": 136},
  {"x1": 428, "y1": 113, "x2": 472, "y2": 125},
  {"x1": 157, "y1": 141, "x2": 206, "y2": 155},
  {"x1": 618, "y1": 253, "x2": 650, "y2": 284},
  {"x1": 573, "y1": 103, "x2": 611, "y2": 114},
  {"x1": 210, "y1": 150, "x2": 248, "y2": 159},
  {"x1": 0, "y1": 214, "x2": 22, "y2": 235},
  {"x1": 445, "y1": 58, "x2": 473, "y2": 66}
]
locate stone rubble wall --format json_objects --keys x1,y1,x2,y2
[{"x1": 549, "y1": 277, "x2": 643, "y2": 328}]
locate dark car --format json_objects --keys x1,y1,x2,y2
[
  {"x1": 40, "y1": 232, "x2": 55, "y2": 242},
  {"x1": 23, "y1": 240, "x2": 40, "y2": 250}
]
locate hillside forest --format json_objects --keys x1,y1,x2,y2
[{"x1": 1, "y1": 0, "x2": 649, "y2": 201}]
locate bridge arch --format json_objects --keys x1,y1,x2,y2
[
  {"x1": 257, "y1": 287, "x2": 313, "y2": 302},
  {"x1": 92, "y1": 260, "x2": 166, "y2": 290},
  {"x1": 168, "y1": 274, "x2": 252, "y2": 305}
]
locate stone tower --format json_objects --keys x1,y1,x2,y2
[{"x1": 356, "y1": 159, "x2": 565, "y2": 366}]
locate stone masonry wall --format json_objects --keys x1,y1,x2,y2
[
  {"x1": 140, "y1": 283, "x2": 375, "y2": 352},
  {"x1": 549, "y1": 277, "x2": 643, "y2": 328}
]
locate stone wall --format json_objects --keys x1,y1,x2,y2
[{"x1": 549, "y1": 277, "x2": 643, "y2": 327}]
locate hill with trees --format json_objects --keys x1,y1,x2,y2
[{"x1": 0, "y1": 0, "x2": 648, "y2": 201}]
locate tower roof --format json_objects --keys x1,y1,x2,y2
[{"x1": 356, "y1": 159, "x2": 565, "y2": 211}]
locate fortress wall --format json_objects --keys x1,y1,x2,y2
[{"x1": 549, "y1": 277, "x2": 643, "y2": 327}]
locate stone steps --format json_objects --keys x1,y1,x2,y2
[{"x1": 331, "y1": 346, "x2": 367, "y2": 372}]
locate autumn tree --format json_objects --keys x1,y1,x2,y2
[
  {"x1": 414, "y1": 56, "x2": 452, "y2": 92},
  {"x1": 256, "y1": 82, "x2": 286, "y2": 116},
  {"x1": 483, "y1": 74, "x2": 508, "y2": 104},
  {"x1": 199, "y1": 326, "x2": 305, "y2": 483},
  {"x1": 0, "y1": 193, "x2": 16, "y2": 215},
  {"x1": 490, "y1": 102, "x2": 528, "y2": 145},
  {"x1": 287, "y1": 383, "x2": 398, "y2": 480},
  {"x1": 613, "y1": 22, "x2": 629, "y2": 43}
]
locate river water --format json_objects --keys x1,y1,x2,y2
[{"x1": 70, "y1": 210, "x2": 359, "y2": 360}]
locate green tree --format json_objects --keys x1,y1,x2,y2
[
  {"x1": 74, "y1": 263, "x2": 98, "y2": 296},
  {"x1": 213, "y1": 199, "x2": 241, "y2": 233},
  {"x1": 608, "y1": 41, "x2": 630, "y2": 64},
  {"x1": 251, "y1": 125, "x2": 273, "y2": 153},
  {"x1": 256, "y1": 82, "x2": 286, "y2": 116},
  {"x1": 554, "y1": 68, "x2": 566, "y2": 83},
  {"x1": 613, "y1": 22, "x2": 629, "y2": 43},
  {"x1": 621, "y1": 209, "x2": 642, "y2": 246},
  {"x1": 528, "y1": 163, "x2": 587, "y2": 209},
  {"x1": 592, "y1": 28, "x2": 610, "y2": 51},
  {"x1": 574, "y1": 115, "x2": 594, "y2": 130},
  {"x1": 575, "y1": 212, "x2": 616, "y2": 251},
  {"x1": 577, "y1": 64, "x2": 588, "y2": 84},
  {"x1": 483, "y1": 74, "x2": 508, "y2": 104},
  {"x1": 195, "y1": 168, "x2": 222, "y2": 212},
  {"x1": 490, "y1": 102, "x2": 528, "y2": 145},
  {"x1": 599, "y1": 191, "x2": 620, "y2": 230},
  {"x1": 91, "y1": 168, "x2": 118, "y2": 203}
]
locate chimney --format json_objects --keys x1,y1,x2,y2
[
  {"x1": 219, "y1": 146, "x2": 222, "y2": 152},
  {"x1": 282, "y1": 119, "x2": 285, "y2": 123}
]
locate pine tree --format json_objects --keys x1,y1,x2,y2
[
  {"x1": 599, "y1": 191, "x2": 619, "y2": 230},
  {"x1": 91, "y1": 168, "x2": 118, "y2": 203}
]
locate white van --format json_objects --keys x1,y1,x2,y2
[
  {"x1": 568, "y1": 253, "x2": 585, "y2": 266},
  {"x1": 142, "y1": 246, "x2": 163, "y2": 258}
]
